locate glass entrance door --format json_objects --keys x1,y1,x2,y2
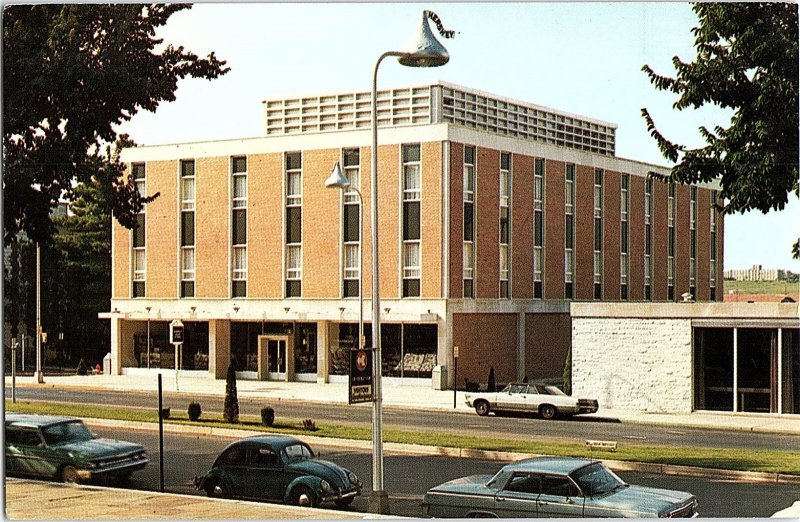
[{"x1": 267, "y1": 338, "x2": 286, "y2": 380}]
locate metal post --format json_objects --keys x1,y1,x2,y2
[
  {"x1": 158, "y1": 374, "x2": 165, "y2": 492},
  {"x1": 35, "y1": 242, "x2": 44, "y2": 383},
  {"x1": 11, "y1": 341, "x2": 17, "y2": 403},
  {"x1": 21, "y1": 335, "x2": 25, "y2": 373},
  {"x1": 453, "y1": 346, "x2": 458, "y2": 409},
  {"x1": 146, "y1": 307, "x2": 151, "y2": 370}
]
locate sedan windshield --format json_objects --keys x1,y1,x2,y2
[
  {"x1": 570, "y1": 462, "x2": 626, "y2": 496},
  {"x1": 41, "y1": 421, "x2": 93, "y2": 445},
  {"x1": 284, "y1": 443, "x2": 313, "y2": 462}
]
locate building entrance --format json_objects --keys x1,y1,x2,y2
[{"x1": 258, "y1": 335, "x2": 292, "y2": 381}]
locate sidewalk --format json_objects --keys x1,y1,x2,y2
[{"x1": 6, "y1": 373, "x2": 800, "y2": 435}]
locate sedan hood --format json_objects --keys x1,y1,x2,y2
[
  {"x1": 55, "y1": 438, "x2": 144, "y2": 460},
  {"x1": 288, "y1": 458, "x2": 351, "y2": 488},
  {"x1": 591, "y1": 484, "x2": 695, "y2": 517}
]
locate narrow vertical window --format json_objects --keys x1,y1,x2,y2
[
  {"x1": 620, "y1": 174, "x2": 629, "y2": 300},
  {"x1": 593, "y1": 169, "x2": 603, "y2": 300},
  {"x1": 533, "y1": 158, "x2": 545, "y2": 298},
  {"x1": 710, "y1": 190, "x2": 718, "y2": 301},
  {"x1": 690, "y1": 186, "x2": 697, "y2": 298},
  {"x1": 231, "y1": 156, "x2": 247, "y2": 297},
  {"x1": 180, "y1": 159, "x2": 195, "y2": 298},
  {"x1": 668, "y1": 182, "x2": 676, "y2": 300},
  {"x1": 402, "y1": 144, "x2": 421, "y2": 297},
  {"x1": 644, "y1": 178, "x2": 653, "y2": 301},
  {"x1": 342, "y1": 148, "x2": 360, "y2": 298},
  {"x1": 564, "y1": 164, "x2": 575, "y2": 299},
  {"x1": 463, "y1": 146, "x2": 475, "y2": 298},
  {"x1": 285, "y1": 152, "x2": 302, "y2": 297},
  {"x1": 499, "y1": 152, "x2": 511, "y2": 298},
  {"x1": 132, "y1": 163, "x2": 146, "y2": 298}
]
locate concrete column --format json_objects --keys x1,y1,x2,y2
[
  {"x1": 209, "y1": 319, "x2": 231, "y2": 380},
  {"x1": 317, "y1": 320, "x2": 329, "y2": 384},
  {"x1": 110, "y1": 316, "x2": 121, "y2": 376}
]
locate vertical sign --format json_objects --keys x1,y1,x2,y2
[
  {"x1": 169, "y1": 320, "x2": 184, "y2": 391},
  {"x1": 349, "y1": 347, "x2": 374, "y2": 404}
]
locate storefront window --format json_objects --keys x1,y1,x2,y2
[
  {"x1": 736, "y1": 328, "x2": 774, "y2": 413},
  {"x1": 782, "y1": 328, "x2": 800, "y2": 414},
  {"x1": 333, "y1": 323, "x2": 437, "y2": 378},
  {"x1": 294, "y1": 323, "x2": 317, "y2": 374},
  {"x1": 181, "y1": 322, "x2": 209, "y2": 370},
  {"x1": 693, "y1": 328, "x2": 733, "y2": 411},
  {"x1": 133, "y1": 321, "x2": 207, "y2": 370},
  {"x1": 231, "y1": 322, "x2": 259, "y2": 372},
  {"x1": 400, "y1": 324, "x2": 437, "y2": 378}
]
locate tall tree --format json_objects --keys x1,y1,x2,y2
[
  {"x1": 2, "y1": 4, "x2": 229, "y2": 246},
  {"x1": 641, "y1": 3, "x2": 798, "y2": 255}
]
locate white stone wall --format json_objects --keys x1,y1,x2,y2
[{"x1": 572, "y1": 317, "x2": 693, "y2": 413}]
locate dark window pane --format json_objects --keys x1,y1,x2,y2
[
  {"x1": 534, "y1": 281, "x2": 543, "y2": 299},
  {"x1": 344, "y1": 280, "x2": 359, "y2": 298},
  {"x1": 622, "y1": 174, "x2": 629, "y2": 190},
  {"x1": 286, "y1": 207, "x2": 302, "y2": 244},
  {"x1": 691, "y1": 230, "x2": 697, "y2": 258},
  {"x1": 463, "y1": 279, "x2": 473, "y2": 298},
  {"x1": 690, "y1": 286, "x2": 696, "y2": 298},
  {"x1": 565, "y1": 282, "x2": 573, "y2": 299},
  {"x1": 535, "y1": 158, "x2": 544, "y2": 177},
  {"x1": 286, "y1": 152, "x2": 301, "y2": 170},
  {"x1": 463, "y1": 203, "x2": 474, "y2": 241},
  {"x1": 594, "y1": 283, "x2": 602, "y2": 300},
  {"x1": 566, "y1": 164, "x2": 575, "y2": 181},
  {"x1": 668, "y1": 285, "x2": 675, "y2": 301},
  {"x1": 565, "y1": 215, "x2": 574, "y2": 248},
  {"x1": 534, "y1": 211, "x2": 543, "y2": 246},
  {"x1": 344, "y1": 205, "x2": 360, "y2": 243},
  {"x1": 132, "y1": 163, "x2": 145, "y2": 179},
  {"x1": 668, "y1": 227, "x2": 675, "y2": 256},
  {"x1": 181, "y1": 160, "x2": 195, "y2": 178},
  {"x1": 500, "y1": 207, "x2": 509, "y2": 244},
  {"x1": 343, "y1": 148, "x2": 359, "y2": 167},
  {"x1": 133, "y1": 281, "x2": 145, "y2": 298},
  {"x1": 286, "y1": 280, "x2": 301, "y2": 297},
  {"x1": 645, "y1": 285, "x2": 652, "y2": 301},
  {"x1": 181, "y1": 212, "x2": 195, "y2": 246},
  {"x1": 133, "y1": 214, "x2": 146, "y2": 247},
  {"x1": 403, "y1": 201, "x2": 420, "y2": 241},
  {"x1": 645, "y1": 226, "x2": 652, "y2": 255},
  {"x1": 621, "y1": 226, "x2": 628, "y2": 253},
  {"x1": 181, "y1": 281, "x2": 194, "y2": 298},
  {"x1": 621, "y1": 284, "x2": 628, "y2": 300},
  {"x1": 500, "y1": 281, "x2": 509, "y2": 298},
  {"x1": 403, "y1": 278, "x2": 420, "y2": 297},
  {"x1": 233, "y1": 209, "x2": 247, "y2": 245},
  {"x1": 711, "y1": 232, "x2": 717, "y2": 259},
  {"x1": 669, "y1": 183, "x2": 675, "y2": 198},
  {"x1": 501, "y1": 152, "x2": 511, "y2": 171},
  {"x1": 710, "y1": 287, "x2": 716, "y2": 301},
  {"x1": 646, "y1": 178, "x2": 653, "y2": 193},
  {"x1": 595, "y1": 169, "x2": 603, "y2": 185},
  {"x1": 232, "y1": 280, "x2": 246, "y2": 297},
  {"x1": 464, "y1": 146, "x2": 475, "y2": 165},
  {"x1": 594, "y1": 218, "x2": 602, "y2": 251},
  {"x1": 232, "y1": 156, "x2": 247, "y2": 173},
  {"x1": 403, "y1": 144, "x2": 420, "y2": 163}
]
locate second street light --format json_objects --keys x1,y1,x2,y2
[{"x1": 366, "y1": 10, "x2": 454, "y2": 514}]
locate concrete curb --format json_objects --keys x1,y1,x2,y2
[{"x1": 82, "y1": 417, "x2": 800, "y2": 486}]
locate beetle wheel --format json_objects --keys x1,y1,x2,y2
[
  {"x1": 539, "y1": 404, "x2": 557, "y2": 420},
  {"x1": 290, "y1": 485, "x2": 318, "y2": 507},
  {"x1": 61, "y1": 465, "x2": 80, "y2": 484},
  {"x1": 474, "y1": 400, "x2": 490, "y2": 416},
  {"x1": 205, "y1": 479, "x2": 227, "y2": 498}
]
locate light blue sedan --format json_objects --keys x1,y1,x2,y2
[{"x1": 422, "y1": 456, "x2": 698, "y2": 518}]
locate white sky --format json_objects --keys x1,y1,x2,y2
[{"x1": 116, "y1": 2, "x2": 800, "y2": 272}]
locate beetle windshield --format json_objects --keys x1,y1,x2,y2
[
  {"x1": 41, "y1": 421, "x2": 93, "y2": 445},
  {"x1": 284, "y1": 443, "x2": 314, "y2": 461},
  {"x1": 570, "y1": 462, "x2": 626, "y2": 496}
]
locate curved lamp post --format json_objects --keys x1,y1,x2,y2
[{"x1": 366, "y1": 10, "x2": 453, "y2": 514}]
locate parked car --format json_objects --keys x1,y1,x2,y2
[
  {"x1": 4, "y1": 413, "x2": 149, "y2": 483},
  {"x1": 422, "y1": 456, "x2": 698, "y2": 518},
  {"x1": 465, "y1": 382, "x2": 599, "y2": 419},
  {"x1": 194, "y1": 435, "x2": 362, "y2": 508}
]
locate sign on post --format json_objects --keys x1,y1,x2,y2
[
  {"x1": 169, "y1": 320, "x2": 184, "y2": 391},
  {"x1": 349, "y1": 347, "x2": 374, "y2": 404}
]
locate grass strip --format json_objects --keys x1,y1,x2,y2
[{"x1": 8, "y1": 400, "x2": 800, "y2": 475}]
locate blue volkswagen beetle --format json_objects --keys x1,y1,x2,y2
[
  {"x1": 422, "y1": 456, "x2": 698, "y2": 518},
  {"x1": 194, "y1": 435, "x2": 362, "y2": 508}
]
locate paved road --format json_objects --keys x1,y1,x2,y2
[
  {"x1": 85, "y1": 426, "x2": 797, "y2": 518},
  {"x1": 7, "y1": 386, "x2": 800, "y2": 452}
]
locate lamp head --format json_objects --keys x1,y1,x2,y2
[
  {"x1": 398, "y1": 11, "x2": 451, "y2": 68},
  {"x1": 325, "y1": 161, "x2": 351, "y2": 190}
]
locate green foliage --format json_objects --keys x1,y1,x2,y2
[
  {"x1": 76, "y1": 358, "x2": 88, "y2": 376},
  {"x1": 302, "y1": 419, "x2": 317, "y2": 431},
  {"x1": 223, "y1": 363, "x2": 239, "y2": 424},
  {"x1": 562, "y1": 347, "x2": 572, "y2": 396},
  {"x1": 187, "y1": 401, "x2": 202, "y2": 422},
  {"x1": 641, "y1": 3, "x2": 799, "y2": 256},
  {"x1": 260, "y1": 406, "x2": 275, "y2": 427},
  {"x1": 2, "y1": 4, "x2": 229, "y2": 246}
]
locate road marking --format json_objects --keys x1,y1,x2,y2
[{"x1": 623, "y1": 435, "x2": 647, "y2": 440}]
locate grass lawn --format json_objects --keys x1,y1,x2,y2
[
  {"x1": 7, "y1": 400, "x2": 800, "y2": 476},
  {"x1": 724, "y1": 279, "x2": 800, "y2": 296}
]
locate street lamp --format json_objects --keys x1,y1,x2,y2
[{"x1": 366, "y1": 10, "x2": 453, "y2": 514}]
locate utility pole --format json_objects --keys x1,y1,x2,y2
[{"x1": 36, "y1": 242, "x2": 44, "y2": 383}]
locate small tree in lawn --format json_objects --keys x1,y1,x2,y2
[
  {"x1": 487, "y1": 366, "x2": 496, "y2": 393},
  {"x1": 223, "y1": 362, "x2": 239, "y2": 424}
]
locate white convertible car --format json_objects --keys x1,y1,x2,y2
[{"x1": 465, "y1": 383, "x2": 599, "y2": 419}]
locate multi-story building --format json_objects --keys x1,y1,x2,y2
[
  {"x1": 107, "y1": 82, "x2": 724, "y2": 388},
  {"x1": 724, "y1": 264, "x2": 795, "y2": 282}
]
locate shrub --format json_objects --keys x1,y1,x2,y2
[
  {"x1": 302, "y1": 419, "x2": 317, "y2": 431},
  {"x1": 223, "y1": 362, "x2": 239, "y2": 424},
  {"x1": 76, "y1": 358, "x2": 88, "y2": 376},
  {"x1": 160, "y1": 407, "x2": 171, "y2": 420},
  {"x1": 187, "y1": 401, "x2": 202, "y2": 421},
  {"x1": 562, "y1": 347, "x2": 572, "y2": 396},
  {"x1": 261, "y1": 406, "x2": 275, "y2": 427}
]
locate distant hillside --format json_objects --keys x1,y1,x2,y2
[{"x1": 723, "y1": 280, "x2": 800, "y2": 302}]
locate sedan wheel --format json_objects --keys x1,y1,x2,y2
[
  {"x1": 474, "y1": 401, "x2": 490, "y2": 416},
  {"x1": 61, "y1": 465, "x2": 80, "y2": 484},
  {"x1": 539, "y1": 404, "x2": 557, "y2": 420}
]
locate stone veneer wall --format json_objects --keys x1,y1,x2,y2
[{"x1": 572, "y1": 317, "x2": 693, "y2": 413}]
